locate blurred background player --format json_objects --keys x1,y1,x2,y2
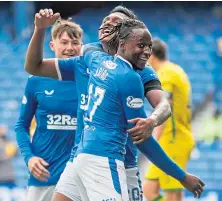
[
  {"x1": 14, "y1": 17, "x2": 83, "y2": 201},
  {"x1": 0, "y1": 124, "x2": 17, "y2": 188},
  {"x1": 143, "y1": 38, "x2": 195, "y2": 201}
]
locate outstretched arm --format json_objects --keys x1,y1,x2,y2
[{"x1": 25, "y1": 8, "x2": 60, "y2": 78}]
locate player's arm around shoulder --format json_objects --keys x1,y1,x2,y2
[
  {"x1": 82, "y1": 42, "x2": 106, "y2": 70},
  {"x1": 25, "y1": 8, "x2": 60, "y2": 79},
  {"x1": 127, "y1": 66, "x2": 171, "y2": 144}
]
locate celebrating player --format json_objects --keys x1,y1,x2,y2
[
  {"x1": 62, "y1": 18, "x2": 155, "y2": 201},
  {"x1": 14, "y1": 17, "x2": 82, "y2": 201}
]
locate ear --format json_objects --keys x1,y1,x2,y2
[
  {"x1": 49, "y1": 41, "x2": 55, "y2": 52},
  {"x1": 119, "y1": 39, "x2": 126, "y2": 50}
]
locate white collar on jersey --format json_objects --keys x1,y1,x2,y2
[
  {"x1": 80, "y1": 44, "x2": 84, "y2": 56},
  {"x1": 115, "y1": 54, "x2": 133, "y2": 69}
]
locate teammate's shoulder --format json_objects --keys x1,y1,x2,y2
[
  {"x1": 83, "y1": 42, "x2": 103, "y2": 52},
  {"x1": 144, "y1": 64, "x2": 157, "y2": 73},
  {"x1": 117, "y1": 66, "x2": 140, "y2": 82},
  {"x1": 115, "y1": 55, "x2": 134, "y2": 72},
  {"x1": 76, "y1": 56, "x2": 88, "y2": 71},
  {"x1": 85, "y1": 42, "x2": 102, "y2": 48},
  {"x1": 67, "y1": 56, "x2": 81, "y2": 63},
  {"x1": 28, "y1": 74, "x2": 34, "y2": 79},
  {"x1": 137, "y1": 64, "x2": 158, "y2": 79},
  {"x1": 27, "y1": 74, "x2": 57, "y2": 84},
  {"x1": 26, "y1": 75, "x2": 43, "y2": 90},
  {"x1": 58, "y1": 56, "x2": 80, "y2": 68}
]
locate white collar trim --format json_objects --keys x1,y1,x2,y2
[{"x1": 115, "y1": 54, "x2": 133, "y2": 69}]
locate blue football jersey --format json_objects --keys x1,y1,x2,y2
[
  {"x1": 125, "y1": 66, "x2": 159, "y2": 168},
  {"x1": 15, "y1": 76, "x2": 78, "y2": 186},
  {"x1": 74, "y1": 45, "x2": 147, "y2": 161},
  {"x1": 57, "y1": 56, "x2": 90, "y2": 161},
  {"x1": 57, "y1": 43, "x2": 160, "y2": 167},
  {"x1": 80, "y1": 43, "x2": 160, "y2": 168}
]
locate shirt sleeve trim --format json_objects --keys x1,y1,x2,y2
[{"x1": 55, "y1": 58, "x2": 62, "y2": 80}]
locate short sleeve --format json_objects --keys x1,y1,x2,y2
[
  {"x1": 118, "y1": 72, "x2": 147, "y2": 128},
  {"x1": 57, "y1": 57, "x2": 79, "y2": 81},
  {"x1": 137, "y1": 65, "x2": 159, "y2": 85},
  {"x1": 83, "y1": 43, "x2": 104, "y2": 70}
]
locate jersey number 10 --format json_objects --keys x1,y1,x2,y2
[{"x1": 84, "y1": 83, "x2": 106, "y2": 122}]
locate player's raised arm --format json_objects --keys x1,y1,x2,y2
[{"x1": 25, "y1": 9, "x2": 60, "y2": 79}]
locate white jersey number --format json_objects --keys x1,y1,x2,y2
[
  {"x1": 84, "y1": 83, "x2": 105, "y2": 122},
  {"x1": 80, "y1": 94, "x2": 88, "y2": 110}
]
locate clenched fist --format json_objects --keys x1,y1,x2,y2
[{"x1": 35, "y1": 8, "x2": 60, "y2": 30}]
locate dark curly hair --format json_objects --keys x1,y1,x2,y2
[
  {"x1": 99, "y1": 19, "x2": 147, "y2": 53},
  {"x1": 109, "y1": 5, "x2": 137, "y2": 19}
]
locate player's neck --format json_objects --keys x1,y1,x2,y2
[{"x1": 101, "y1": 42, "x2": 116, "y2": 56}]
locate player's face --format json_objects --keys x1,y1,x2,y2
[
  {"x1": 99, "y1": 12, "x2": 128, "y2": 42},
  {"x1": 122, "y1": 28, "x2": 152, "y2": 70},
  {"x1": 50, "y1": 31, "x2": 82, "y2": 58}
]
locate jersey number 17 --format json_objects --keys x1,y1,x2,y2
[{"x1": 84, "y1": 83, "x2": 106, "y2": 122}]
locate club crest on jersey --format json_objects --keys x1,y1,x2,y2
[
  {"x1": 103, "y1": 60, "x2": 117, "y2": 70},
  {"x1": 45, "y1": 90, "x2": 54, "y2": 96},
  {"x1": 22, "y1": 95, "x2": 27, "y2": 104},
  {"x1": 126, "y1": 96, "x2": 143, "y2": 108}
]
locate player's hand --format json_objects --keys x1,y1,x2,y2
[
  {"x1": 35, "y1": 8, "x2": 60, "y2": 30},
  {"x1": 28, "y1": 156, "x2": 50, "y2": 182},
  {"x1": 127, "y1": 118, "x2": 156, "y2": 144},
  {"x1": 180, "y1": 173, "x2": 205, "y2": 198}
]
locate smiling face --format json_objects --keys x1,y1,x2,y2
[
  {"x1": 50, "y1": 20, "x2": 83, "y2": 58},
  {"x1": 99, "y1": 12, "x2": 129, "y2": 43},
  {"x1": 50, "y1": 31, "x2": 82, "y2": 58},
  {"x1": 119, "y1": 28, "x2": 152, "y2": 70}
]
